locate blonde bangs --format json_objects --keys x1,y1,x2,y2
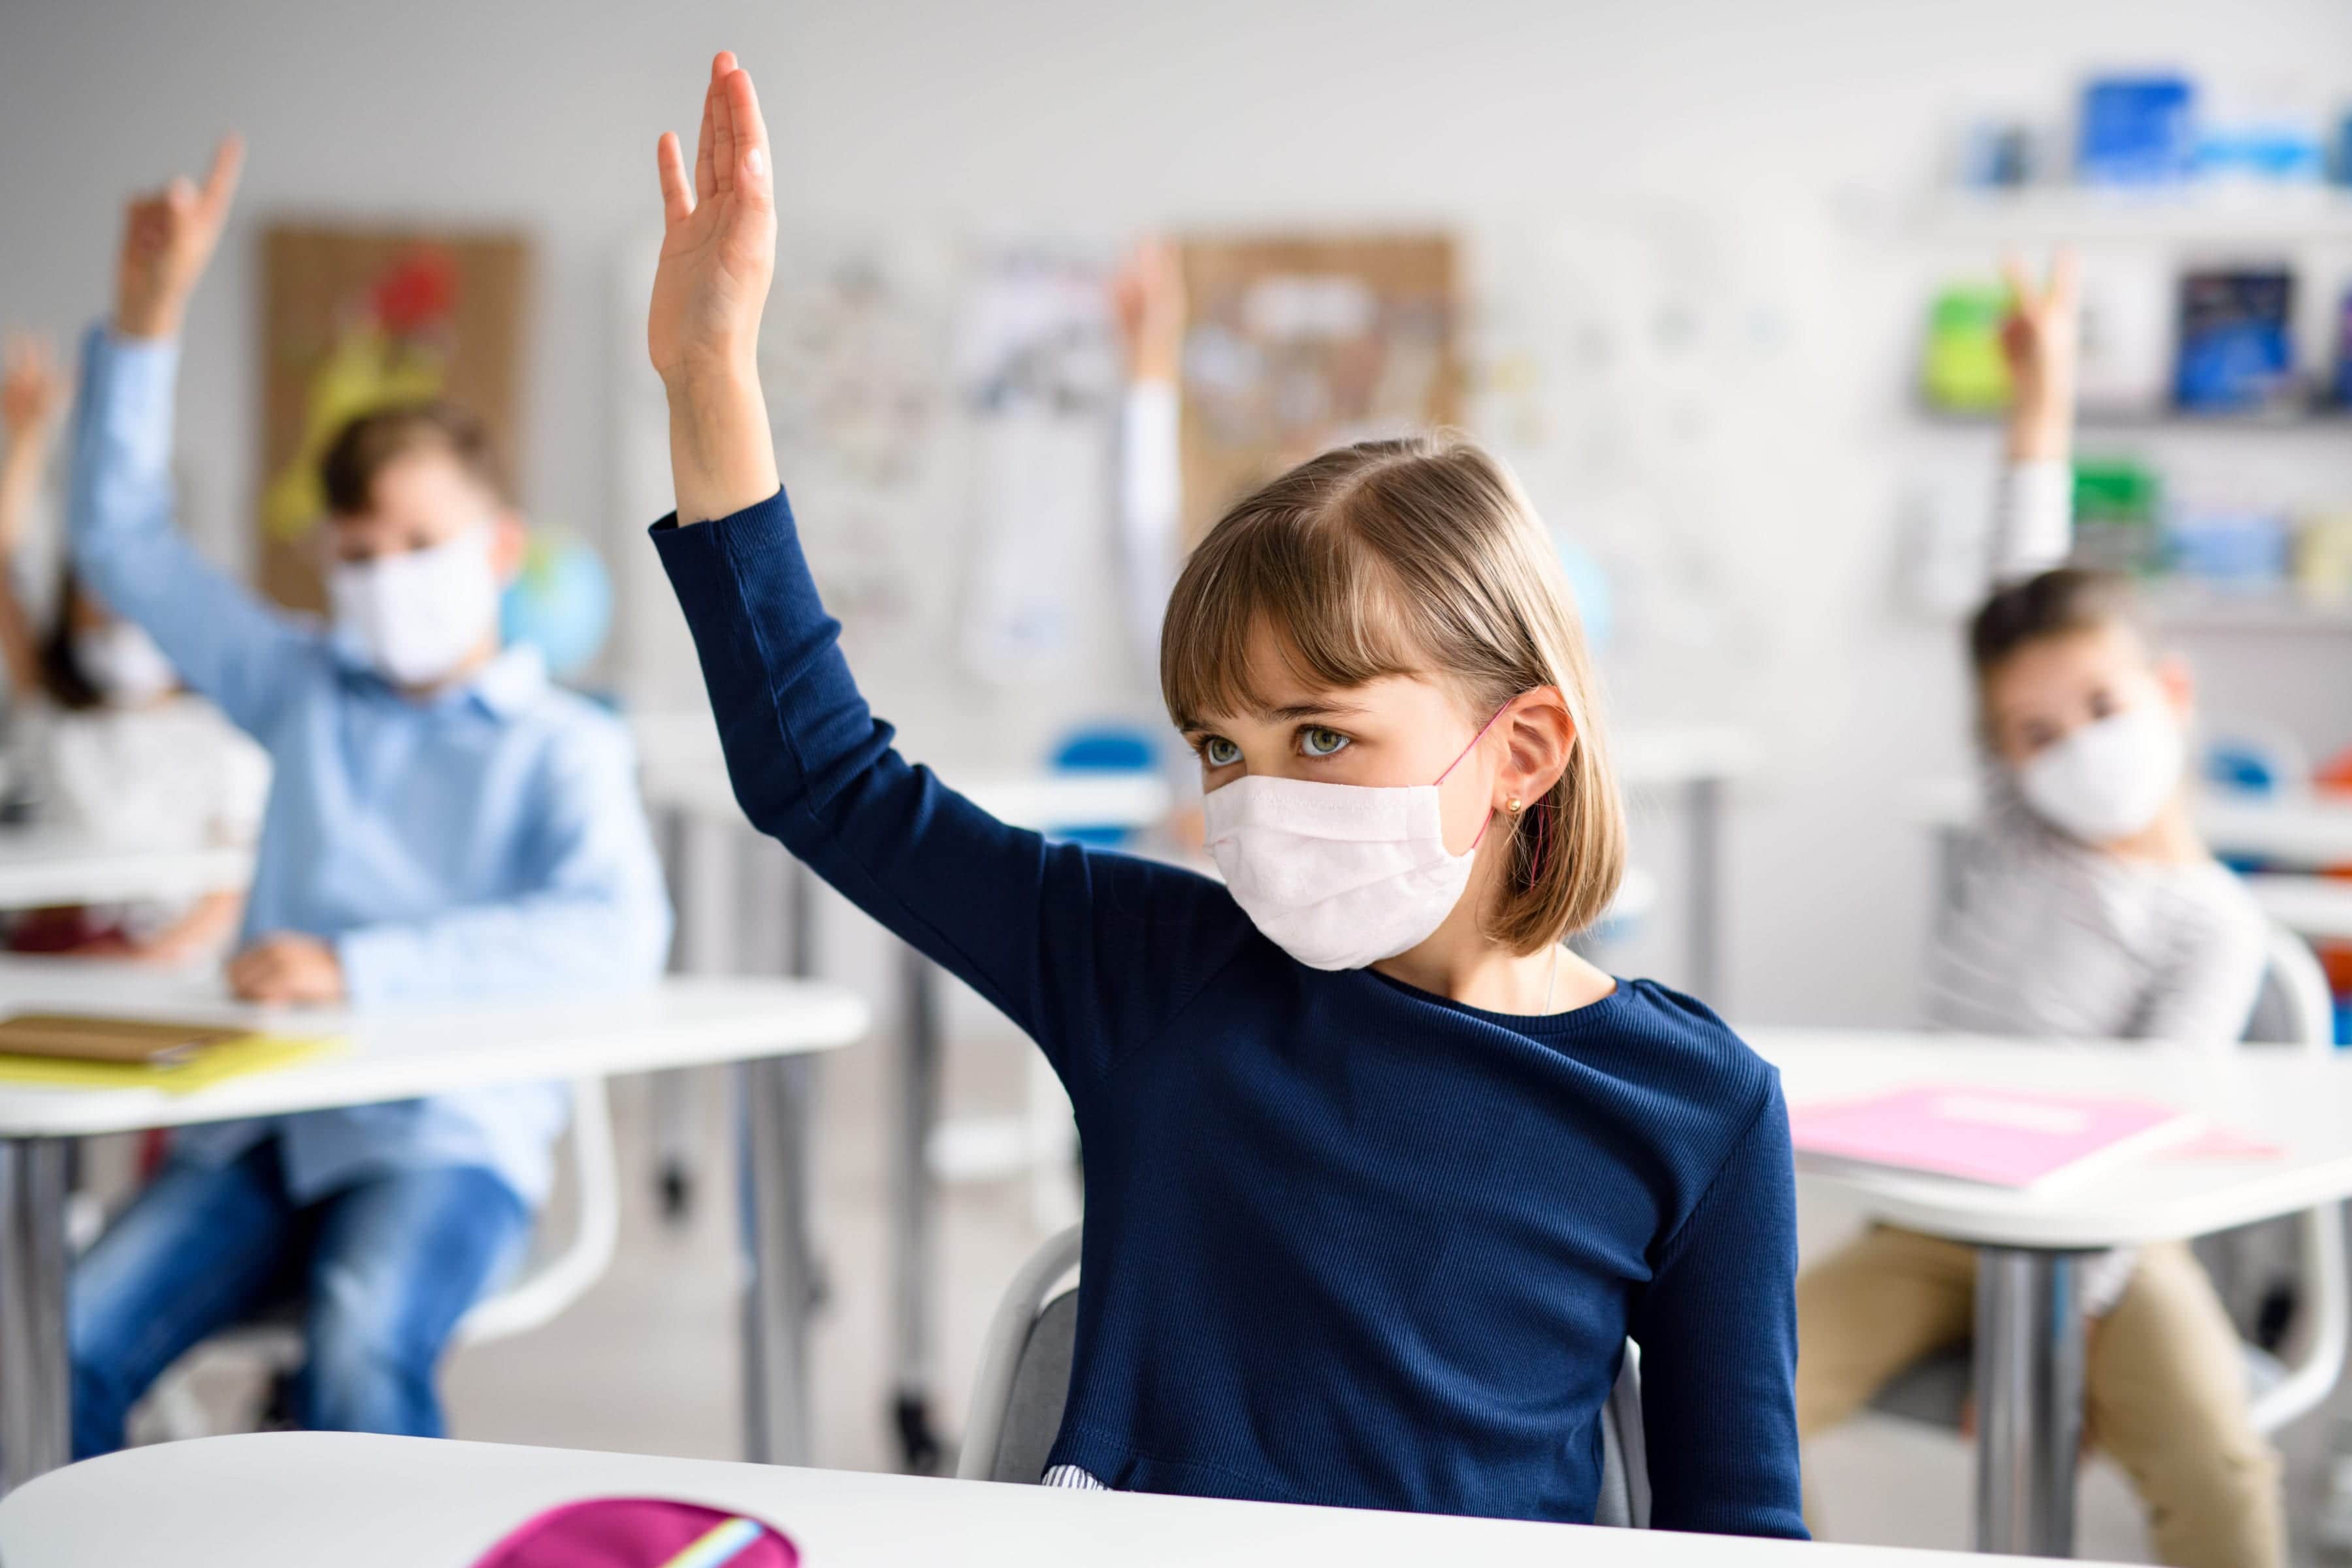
[{"x1": 1160, "y1": 486, "x2": 1426, "y2": 731}]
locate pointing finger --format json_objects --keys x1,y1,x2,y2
[{"x1": 198, "y1": 134, "x2": 245, "y2": 223}]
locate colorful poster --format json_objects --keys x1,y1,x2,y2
[
  {"x1": 1175, "y1": 233, "x2": 1460, "y2": 547},
  {"x1": 259, "y1": 226, "x2": 529, "y2": 611}
]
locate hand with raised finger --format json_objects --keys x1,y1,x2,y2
[
  {"x1": 0, "y1": 335, "x2": 66, "y2": 444},
  {"x1": 649, "y1": 52, "x2": 781, "y2": 524},
  {"x1": 1112, "y1": 237, "x2": 1186, "y2": 385},
  {"x1": 116, "y1": 135, "x2": 244, "y2": 341},
  {"x1": 2000, "y1": 248, "x2": 2081, "y2": 463}
]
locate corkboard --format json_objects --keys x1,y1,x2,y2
[
  {"x1": 1175, "y1": 233, "x2": 1460, "y2": 548},
  {"x1": 259, "y1": 225, "x2": 529, "y2": 610}
]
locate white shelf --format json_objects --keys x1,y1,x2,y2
[
  {"x1": 1901, "y1": 188, "x2": 2352, "y2": 246},
  {"x1": 2147, "y1": 588, "x2": 2352, "y2": 633}
]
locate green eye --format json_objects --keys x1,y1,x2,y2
[
  {"x1": 1301, "y1": 727, "x2": 1350, "y2": 757},
  {"x1": 1203, "y1": 736, "x2": 1241, "y2": 766}
]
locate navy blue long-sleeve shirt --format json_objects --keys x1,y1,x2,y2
[{"x1": 653, "y1": 489, "x2": 1805, "y2": 1539}]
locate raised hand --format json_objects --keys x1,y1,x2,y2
[
  {"x1": 650, "y1": 52, "x2": 776, "y2": 387},
  {"x1": 2000, "y1": 249, "x2": 2080, "y2": 463},
  {"x1": 1, "y1": 335, "x2": 66, "y2": 444},
  {"x1": 1112, "y1": 238, "x2": 1186, "y2": 385},
  {"x1": 116, "y1": 135, "x2": 244, "y2": 341},
  {"x1": 650, "y1": 53, "x2": 781, "y2": 524}
]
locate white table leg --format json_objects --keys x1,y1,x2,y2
[
  {"x1": 740, "y1": 1053, "x2": 816, "y2": 1467},
  {"x1": 0, "y1": 1135, "x2": 71, "y2": 1492},
  {"x1": 890, "y1": 943, "x2": 944, "y2": 1473},
  {"x1": 1974, "y1": 1247, "x2": 2089, "y2": 1557}
]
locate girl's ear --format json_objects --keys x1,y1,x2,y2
[{"x1": 1493, "y1": 687, "x2": 1575, "y2": 808}]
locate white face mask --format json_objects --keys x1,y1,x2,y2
[
  {"x1": 327, "y1": 525, "x2": 502, "y2": 687},
  {"x1": 1202, "y1": 710, "x2": 1503, "y2": 971},
  {"x1": 73, "y1": 622, "x2": 178, "y2": 707},
  {"x1": 2015, "y1": 705, "x2": 2185, "y2": 845}
]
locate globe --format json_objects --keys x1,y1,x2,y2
[
  {"x1": 1552, "y1": 531, "x2": 1614, "y2": 655},
  {"x1": 501, "y1": 532, "x2": 614, "y2": 680}
]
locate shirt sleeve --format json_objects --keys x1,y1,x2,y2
[
  {"x1": 2131, "y1": 879, "x2": 2268, "y2": 1049},
  {"x1": 67, "y1": 325, "x2": 322, "y2": 740},
  {"x1": 335, "y1": 717, "x2": 674, "y2": 1004},
  {"x1": 650, "y1": 489, "x2": 1244, "y2": 1096},
  {"x1": 1989, "y1": 457, "x2": 2072, "y2": 587},
  {"x1": 1625, "y1": 1080, "x2": 1808, "y2": 1540}
]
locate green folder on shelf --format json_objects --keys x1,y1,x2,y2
[{"x1": 0, "y1": 1014, "x2": 344, "y2": 1094}]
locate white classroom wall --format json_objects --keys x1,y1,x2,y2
[{"x1": 4, "y1": 0, "x2": 2350, "y2": 1027}]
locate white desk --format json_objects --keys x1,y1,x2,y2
[
  {"x1": 2244, "y1": 873, "x2": 2352, "y2": 943},
  {"x1": 1750, "y1": 1027, "x2": 2352, "y2": 1557},
  {"x1": 0, "y1": 958, "x2": 869, "y2": 1492},
  {"x1": 0, "y1": 1431, "x2": 2109, "y2": 1567},
  {"x1": 0, "y1": 830, "x2": 252, "y2": 911},
  {"x1": 2198, "y1": 794, "x2": 2352, "y2": 868}
]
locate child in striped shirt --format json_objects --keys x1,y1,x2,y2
[{"x1": 1795, "y1": 254, "x2": 2278, "y2": 1568}]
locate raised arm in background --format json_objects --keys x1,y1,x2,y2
[
  {"x1": 1111, "y1": 238, "x2": 1184, "y2": 670},
  {"x1": 0, "y1": 335, "x2": 67, "y2": 696},
  {"x1": 69, "y1": 135, "x2": 320, "y2": 741},
  {"x1": 1989, "y1": 249, "x2": 2080, "y2": 585},
  {"x1": 645, "y1": 55, "x2": 1240, "y2": 1096}
]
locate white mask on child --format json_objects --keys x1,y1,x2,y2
[
  {"x1": 1203, "y1": 711, "x2": 1504, "y2": 972},
  {"x1": 73, "y1": 622, "x2": 177, "y2": 706},
  {"x1": 2015, "y1": 706, "x2": 2185, "y2": 845},
  {"x1": 328, "y1": 525, "x2": 502, "y2": 687}
]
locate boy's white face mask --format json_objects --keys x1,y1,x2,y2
[
  {"x1": 327, "y1": 525, "x2": 501, "y2": 688},
  {"x1": 2014, "y1": 705, "x2": 2185, "y2": 845},
  {"x1": 1203, "y1": 711, "x2": 1503, "y2": 972}
]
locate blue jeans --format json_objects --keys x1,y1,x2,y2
[{"x1": 69, "y1": 1137, "x2": 528, "y2": 1458}]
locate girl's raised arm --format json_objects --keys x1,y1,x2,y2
[
  {"x1": 649, "y1": 52, "x2": 782, "y2": 527},
  {"x1": 644, "y1": 57, "x2": 1245, "y2": 1100}
]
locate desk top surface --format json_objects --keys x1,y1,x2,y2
[
  {"x1": 0, "y1": 828, "x2": 252, "y2": 910},
  {"x1": 1755, "y1": 1027, "x2": 2352, "y2": 1247},
  {"x1": 0, "y1": 1432, "x2": 2097, "y2": 1567},
  {"x1": 0, "y1": 958, "x2": 867, "y2": 1137}
]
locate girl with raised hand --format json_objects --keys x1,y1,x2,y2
[{"x1": 645, "y1": 54, "x2": 1801, "y2": 1535}]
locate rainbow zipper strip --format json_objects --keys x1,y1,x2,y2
[{"x1": 659, "y1": 1516, "x2": 769, "y2": 1568}]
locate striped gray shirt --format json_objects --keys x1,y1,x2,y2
[{"x1": 1927, "y1": 792, "x2": 2266, "y2": 1048}]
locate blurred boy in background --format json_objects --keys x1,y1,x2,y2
[
  {"x1": 64, "y1": 136, "x2": 673, "y2": 1454},
  {"x1": 1795, "y1": 255, "x2": 2279, "y2": 1568}
]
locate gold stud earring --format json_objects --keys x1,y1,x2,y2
[{"x1": 1506, "y1": 798, "x2": 1524, "y2": 815}]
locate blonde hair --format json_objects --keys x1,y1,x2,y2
[{"x1": 1161, "y1": 433, "x2": 1626, "y2": 952}]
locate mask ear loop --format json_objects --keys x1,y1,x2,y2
[{"x1": 1437, "y1": 700, "x2": 1521, "y2": 853}]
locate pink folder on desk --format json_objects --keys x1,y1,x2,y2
[{"x1": 1789, "y1": 1084, "x2": 2202, "y2": 1190}]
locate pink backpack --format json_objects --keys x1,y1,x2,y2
[{"x1": 472, "y1": 1497, "x2": 799, "y2": 1568}]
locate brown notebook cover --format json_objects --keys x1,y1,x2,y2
[{"x1": 0, "y1": 1014, "x2": 250, "y2": 1066}]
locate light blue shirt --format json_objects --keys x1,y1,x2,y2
[{"x1": 69, "y1": 327, "x2": 674, "y2": 1206}]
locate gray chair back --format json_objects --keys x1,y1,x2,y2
[{"x1": 963, "y1": 1225, "x2": 1649, "y2": 1527}]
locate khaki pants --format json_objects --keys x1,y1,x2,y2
[{"x1": 1797, "y1": 1226, "x2": 2283, "y2": 1568}]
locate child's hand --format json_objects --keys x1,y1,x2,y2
[
  {"x1": 225, "y1": 932, "x2": 346, "y2": 1005},
  {"x1": 114, "y1": 135, "x2": 244, "y2": 342},
  {"x1": 649, "y1": 52, "x2": 781, "y2": 523},
  {"x1": 1, "y1": 335, "x2": 65, "y2": 445},
  {"x1": 2000, "y1": 249, "x2": 2080, "y2": 464},
  {"x1": 1112, "y1": 238, "x2": 1186, "y2": 385}
]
